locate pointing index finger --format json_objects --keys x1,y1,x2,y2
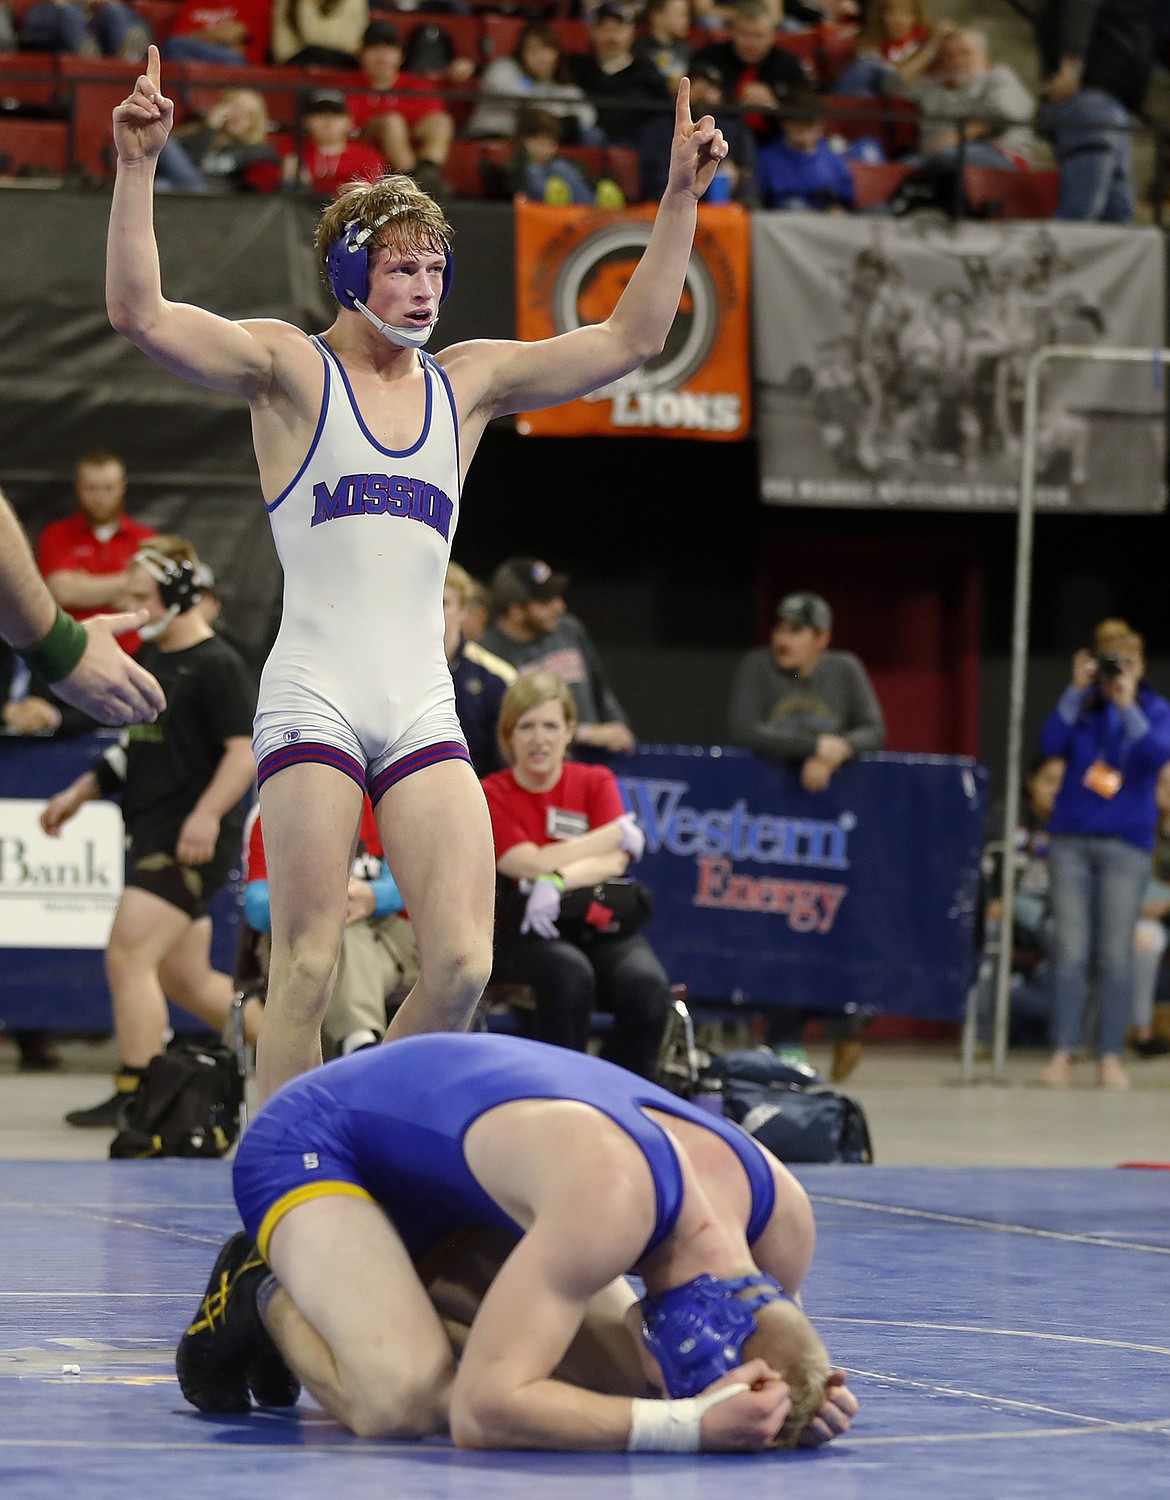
[
  {"x1": 146, "y1": 42, "x2": 161, "y2": 92},
  {"x1": 675, "y1": 75, "x2": 692, "y2": 132}
]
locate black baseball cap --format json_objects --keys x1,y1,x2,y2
[
  {"x1": 362, "y1": 19, "x2": 401, "y2": 47},
  {"x1": 492, "y1": 557, "x2": 570, "y2": 609},
  {"x1": 774, "y1": 592, "x2": 832, "y2": 631},
  {"x1": 302, "y1": 88, "x2": 349, "y2": 114},
  {"x1": 593, "y1": 2, "x2": 634, "y2": 22}
]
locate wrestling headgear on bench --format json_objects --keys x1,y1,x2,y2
[
  {"x1": 641, "y1": 1273, "x2": 793, "y2": 1398},
  {"x1": 133, "y1": 545, "x2": 202, "y2": 641},
  {"x1": 325, "y1": 215, "x2": 453, "y2": 349}
]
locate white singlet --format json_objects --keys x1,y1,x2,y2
[{"x1": 253, "y1": 335, "x2": 470, "y2": 802}]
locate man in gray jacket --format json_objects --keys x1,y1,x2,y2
[
  {"x1": 727, "y1": 592, "x2": 885, "y2": 794},
  {"x1": 727, "y1": 591, "x2": 885, "y2": 1081}
]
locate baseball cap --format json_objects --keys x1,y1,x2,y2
[
  {"x1": 593, "y1": 2, "x2": 634, "y2": 22},
  {"x1": 774, "y1": 592, "x2": 832, "y2": 632},
  {"x1": 492, "y1": 557, "x2": 570, "y2": 609},
  {"x1": 362, "y1": 19, "x2": 401, "y2": 48},
  {"x1": 302, "y1": 88, "x2": 349, "y2": 114}
]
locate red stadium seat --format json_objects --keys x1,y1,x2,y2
[
  {"x1": 962, "y1": 166, "x2": 1059, "y2": 220},
  {"x1": 0, "y1": 116, "x2": 68, "y2": 174},
  {"x1": 775, "y1": 26, "x2": 857, "y2": 87},
  {"x1": 57, "y1": 56, "x2": 139, "y2": 177},
  {"x1": 169, "y1": 62, "x2": 306, "y2": 128},
  {"x1": 480, "y1": 14, "x2": 525, "y2": 63},
  {"x1": 823, "y1": 92, "x2": 917, "y2": 157},
  {"x1": 552, "y1": 19, "x2": 591, "y2": 57},
  {"x1": 445, "y1": 137, "x2": 642, "y2": 203},
  {"x1": 846, "y1": 158, "x2": 912, "y2": 210},
  {"x1": 134, "y1": 0, "x2": 181, "y2": 44},
  {"x1": 0, "y1": 50, "x2": 64, "y2": 113}
]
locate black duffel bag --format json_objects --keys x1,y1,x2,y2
[{"x1": 706, "y1": 1048, "x2": 873, "y2": 1165}]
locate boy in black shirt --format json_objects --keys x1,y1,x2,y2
[{"x1": 40, "y1": 537, "x2": 259, "y2": 1129}]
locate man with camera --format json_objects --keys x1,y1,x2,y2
[{"x1": 1037, "y1": 620, "x2": 1170, "y2": 1088}]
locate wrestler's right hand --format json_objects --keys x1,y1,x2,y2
[
  {"x1": 113, "y1": 44, "x2": 173, "y2": 163},
  {"x1": 698, "y1": 1359, "x2": 791, "y2": 1452}
]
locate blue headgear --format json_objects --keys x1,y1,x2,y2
[
  {"x1": 324, "y1": 215, "x2": 453, "y2": 348},
  {"x1": 641, "y1": 1273, "x2": 792, "y2": 1398}
]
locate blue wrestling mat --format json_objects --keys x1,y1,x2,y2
[{"x1": 2, "y1": 1163, "x2": 1168, "y2": 1500}]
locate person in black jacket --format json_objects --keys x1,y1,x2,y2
[
  {"x1": 691, "y1": 0, "x2": 810, "y2": 144},
  {"x1": 1034, "y1": 0, "x2": 1151, "y2": 222},
  {"x1": 567, "y1": 2, "x2": 672, "y2": 147}
]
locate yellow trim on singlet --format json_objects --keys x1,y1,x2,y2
[{"x1": 256, "y1": 1180, "x2": 375, "y2": 1260}]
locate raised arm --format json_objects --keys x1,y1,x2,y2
[
  {"x1": 106, "y1": 46, "x2": 279, "y2": 399},
  {"x1": 452, "y1": 78, "x2": 727, "y2": 420}
]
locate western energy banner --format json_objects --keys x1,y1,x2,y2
[
  {"x1": 753, "y1": 214, "x2": 1166, "y2": 512},
  {"x1": 514, "y1": 202, "x2": 751, "y2": 440},
  {"x1": 615, "y1": 746, "x2": 986, "y2": 1021}
]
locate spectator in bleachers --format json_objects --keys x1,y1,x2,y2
[
  {"x1": 1129, "y1": 761, "x2": 1170, "y2": 1058},
  {"x1": 168, "y1": 86, "x2": 283, "y2": 190},
  {"x1": 466, "y1": 19, "x2": 599, "y2": 144},
  {"x1": 284, "y1": 86, "x2": 384, "y2": 196},
  {"x1": 691, "y1": 0, "x2": 809, "y2": 145},
  {"x1": 444, "y1": 560, "x2": 514, "y2": 778},
  {"x1": 37, "y1": 449, "x2": 156, "y2": 656},
  {"x1": 566, "y1": 2, "x2": 671, "y2": 149},
  {"x1": 892, "y1": 27, "x2": 1037, "y2": 170},
  {"x1": 270, "y1": 0, "x2": 368, "y2": 68},
  {"x1": 162, "y1": 0, "x2": 272, "y2": 66},
  {"x1": 486, "y1": 104, "x2": 624, "y2": 205},
  {"x1": 18, "y1": 0, "x2": 148, "y2": 58},
  {"x1": 756, "y1": 83, "x2": 854, "y2": 208},
  {"x1": 834, "y1": 0, "x2": 954, "y2": 96},
  {"x1": 1034, "y1": 0, "x2": 1150, "y2": 224},
  {"x1": 482, "y1": 671, "x2": 669, "y2": 1079},
  {"x1": 346, "y1": 18, "x2": 456, "y2": 195},
  {"x1": 0, "y1": 642, "x2": 61, "y2": 735},
  {"x1": 479, "y1": 557, "x2": 636, "y2": 755},
  {"x1": 463, "y1": 575, "x2": 490, "y2": 643},
  {"x1": 632, "y1": 0, "x2": 693, "y2": 93},
  {"x1": 400, "y1": 19, "x2": 476, "y2": 91},
  {"x1": 639, "y1": 58, "x2": 758, "y2": 203}
]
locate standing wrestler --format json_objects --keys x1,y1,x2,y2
[
  {"x1": 177, "y1": 1032, "x2": 858, "y2": 1452},
  {"x1": 106, "y1": 47, "x2": 728, "y2": 1101},
  {"x1": 40, "y1": 538, "x2": 259, "y2": 1128}
]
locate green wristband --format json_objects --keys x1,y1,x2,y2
[
  {"x1": 538, "y1": 871, "x2": 566, "y2": 892},
  {"x1": 18, "y1": 607, "x2": 88, "y2": 684}
]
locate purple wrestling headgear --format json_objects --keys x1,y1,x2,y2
[
  {"x1": 325, "y1": 216, "x2": 453, "y2": 348},
  {"x1": 641, "y1": 1273, "x2": 793, "y2": 1398}
]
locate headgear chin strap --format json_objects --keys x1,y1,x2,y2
[
  {"x1": 324, "y1": 215, "x2": 453, "y2": 349},
  {"x1": 641, "y1": 1273, "x2": 792, "y2": 1399},
  {"x1": 133, "y1": 546, "x2": 201, "y2": 641}
]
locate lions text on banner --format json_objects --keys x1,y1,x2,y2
[
  {"x1": 752, "y1": 214, "x2": 1167, "y2": 512},
  {"x1": 514, "y1": 202, "x2": 751, "y2": 440}
]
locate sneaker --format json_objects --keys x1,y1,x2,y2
[
  {"x1": 176, "y1": 1232, "x2": 297, "y2": 1413},
  {"x1": 65, "y1": 1071, "x2": 140, "y2": 1129},
  {"x1": 1131, "y1": 1035, "x2": 1170, "y2": 1058},
  {"x1": 831, "y1": 1039, "x2": 864, "y2": 1085},
  {"x1": 16, "y1": 1032, "x2": 61, "y2": 1072},
  {"x1": 1097, "y1": 1056, "x2": 1130, "y2": 1090}
]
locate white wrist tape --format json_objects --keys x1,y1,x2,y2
[{"x1": 628, "y1": 1382, "x2": 750, "y2": 1453}]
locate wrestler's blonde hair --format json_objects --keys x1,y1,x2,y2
[
  {"x1": 743, "y1": 1298, "x2": 832, "y2": 1449},
  {"x1": 497, "y1": 671, "x2": 577, "y2": 765},
  {"x1": 315, "y1": 174, "x2": 453, "y2": 289}
]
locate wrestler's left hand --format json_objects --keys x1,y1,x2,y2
[
  {"x1": 177, "y1": 806, "x2": 219, "y2": 866},
  {"x1": 667, "y1": 77, "x2": 728, "y2": 201},
  {"x1": 796, "y1": 1369, "x2": 858, "y2": 1447},
  {"x1": 698, "y1": 1360, "x2": 791, "y2": 1452}
]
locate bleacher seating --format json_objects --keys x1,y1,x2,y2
[
  {"x1": 846, "y1": 159, "x2": 912, "y2": 212},
  {"x1": 446, "y1": 136, "x2": 640, "y2": 202},
  {"x1": 963, "y1": 166, "x2": 1060, "y2": 221},
  {"x1": 0, "y1": 50, "x2": 67, "y2": 113},
  {"x1": 0, "y1": 116, "x2": 68, "y2": 174}
]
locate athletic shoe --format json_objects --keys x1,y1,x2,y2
[
  {"x1": 1132, "y1": 1035, "x2": 1170, "y2": 1057},
  {"x1": 64, "y1": 1072, "x2": 140, "y2": 1129},
  {"x1": 247, "y1": 1344, "x2": 302, "y2": 1409},
  {"x1": 176, "y1": 1232, "x2": 279, "y2": 1413}
]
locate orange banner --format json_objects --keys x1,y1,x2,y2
[{"x1": 514, "y1": 202, "x2": 751, "y2": 441}]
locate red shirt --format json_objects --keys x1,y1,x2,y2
[
  {"x1": 171, "y1": 0, "x2": 272, "y2": 65},
  {"x1": 300, "y1": 138, "x2": 386, "y2": 198},
  {"x1": 36, "y1": 509, "x2": 157, "y2": 653},
  {"x1": 481, "y1": 761, "x2": 625, "y2": 863},
  {"x1": 246, "y1": 796, "x2": 383, "y2": 882},
  {"x1": 347, "y1": 71, "x2": 446, "y2": 130}
]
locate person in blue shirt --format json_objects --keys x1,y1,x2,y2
[
  {"x1": 756, "y1": 89, "x2": 855, "y2": 212},
  {"x1": 1037, "y1": 620, "x2": 1170, "y2": 1088}
]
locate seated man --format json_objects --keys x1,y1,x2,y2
[
  {"x1": 346, "y1": 19, "x2": 458, "y2": 196},
  {"x1": 176, "y1": 1032, "x2": 858, "y2": 1452}
]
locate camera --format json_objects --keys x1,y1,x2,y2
[{"x1": 1095, "y1": 653, "x2": 1124, "y2": 682}]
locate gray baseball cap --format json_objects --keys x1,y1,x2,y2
[{"x1": 774, "y1": 592, "x2": 832, "y2": 632}]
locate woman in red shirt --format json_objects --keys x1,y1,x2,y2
[{"x1": 480, "y1": 671, "x2": 670, "y2": 1078}]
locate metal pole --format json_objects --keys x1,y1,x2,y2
[{"x1": 995, "y1": 344, "x2": 1170, "y2": 1081}]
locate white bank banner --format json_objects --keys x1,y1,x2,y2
[
  {"x1": 753, "y1": 214, "x2": 1167, "y2": 512},
  {"x1": 0, "y1": 799, "x2": 123, "y2": 949}
]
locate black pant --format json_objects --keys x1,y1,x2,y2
[{"x1": 491, "y1": 931, "x2": 671, "y2": 1080}]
